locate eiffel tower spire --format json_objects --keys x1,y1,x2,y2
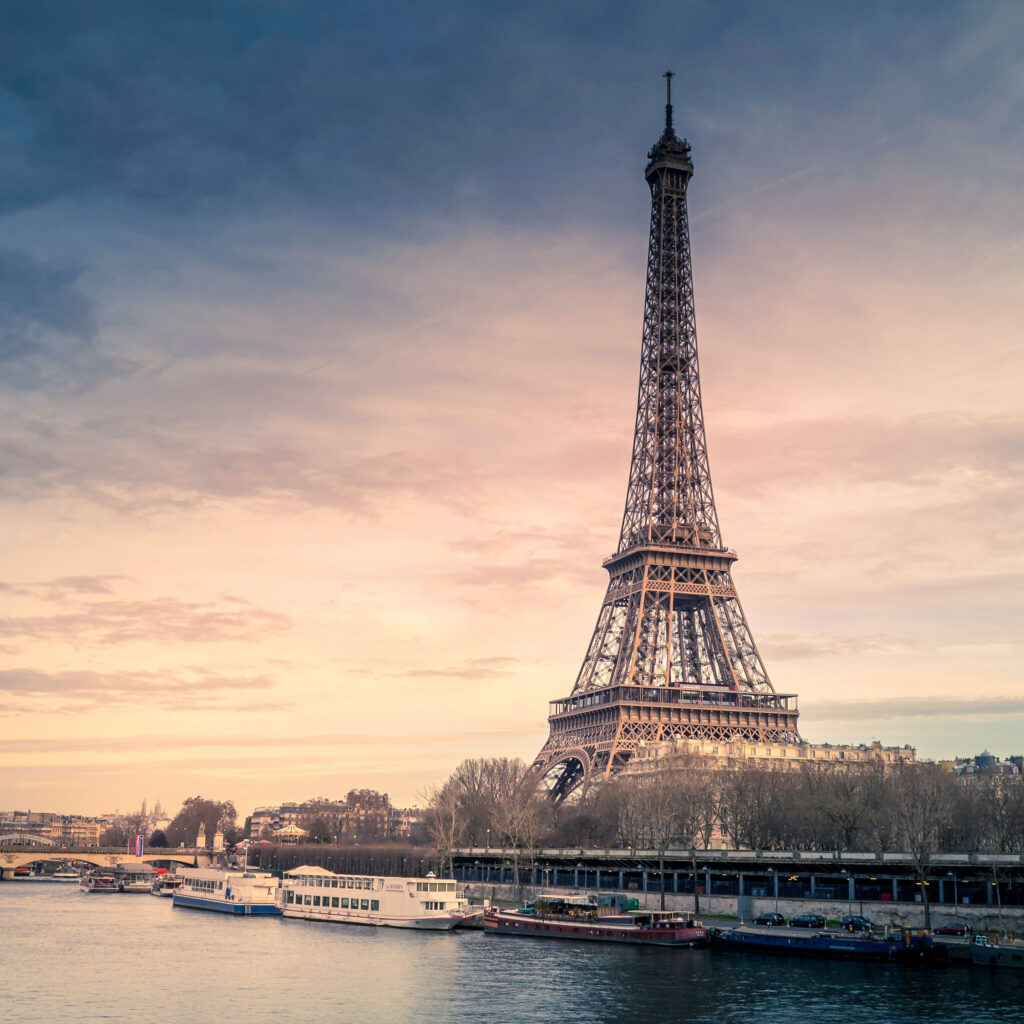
[{"x1": 533, "y1": 80, "x2": 800, "y2": 801}]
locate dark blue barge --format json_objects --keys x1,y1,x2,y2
[{"x1": 709, "y1": 924, "x2": 933, "y2": 961}]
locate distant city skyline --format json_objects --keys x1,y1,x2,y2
[{"x1": 2, "y1": 1, "x2": 1022, "y2": 814}]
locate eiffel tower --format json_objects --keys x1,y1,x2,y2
[{"x1": 533, "y1": 74, "x2": 801, "y2": 801}]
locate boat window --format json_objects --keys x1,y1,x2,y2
[
  {"x1": 364, "y1": 879, "x2": 371, "y2": 889},
  {"x1": 371, "y1": 900, "x2": 379, "y2": 911},
  {"x1": 304, "y1": 895, "x2": 312, "y2": 905},
  {"x1": 332, "y1": 897, "x2": 339, "y2": 908},
  {"x1": 360, "y1": 899, "x2": 369, "y2": 910},
  {"x1": 341, "y1": 898, "x2": 349, "y2": 908},
  {"x1": 313, "y1": 896, "x2": 321, "y2": 906}
]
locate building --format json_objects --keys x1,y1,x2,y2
[{"x1": 624, "y1": 737, "x2": 917, "y2": 775}]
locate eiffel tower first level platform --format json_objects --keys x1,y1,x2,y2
[{"x1": 532, "y1": 75, "x2": 800, "y2": 800}]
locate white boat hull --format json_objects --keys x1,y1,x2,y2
[{"x1": 281, "y1": 906, "x2": 461, "y2": 930}]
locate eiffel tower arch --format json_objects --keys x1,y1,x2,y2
[{"x1": 533, "y1": 75, "x2": 800, "y2": 802}]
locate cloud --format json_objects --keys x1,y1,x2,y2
[
  {"x1": 715, "y1": 414, "x2": 1024, "y2": 494},
  {"x1": 0, "y1": 247, "x2": 102, "y2": 388},
  {"x1": 398, "y1": 657, "x2": 521, "y2": 680},
  {"x1": 810, "y1": 695, "x2": 1024, "y2": 722},
  {"x1": 0, "y1": 726, "x2": 538, "y2": 755},
  {"x1": 760, "y1": 633, "x2": 917, "y2": 661},
  {"x1": 0, "y1": 666, "x2": 279, "y2": 713},
  {"x1": 0, "y1": 593, "x2": 291, "y2": 647}
]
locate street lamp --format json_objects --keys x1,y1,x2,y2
[
  {"x1": 841, "y1": 869, "x2": 852, "y2": 916},
  {"x1": 485, "y1": 828, "x2": 490, "y2": 851},
  {"x1": 770, "y1": 868, "x2": 779, "y2": 914},
  {"x1": 947, "y1": 871, "x2": 958, "y2": 919}
]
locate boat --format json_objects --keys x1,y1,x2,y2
[
  {"x1": 483, "y1": 893, "x2": 706, "y2": 947},
  {"x1": 110, "y1": 863, "x2": 158, "y2": 893},
  {"x1": 80, "y1": 870, "x2": 120, "y2": 893},
  {"x1": 278, "y1": 866, "x2": 469, "y2": 930},
  {"x1": 52, "y1": 868, "x2": 81, "y2": 882},
  {"x1": 708, "y1": 924, "x2": 933, "y2": 961},
  {"x1": 151, "y1": 875, "x2": 182, "y2": 897},
  {"x1": 172, "y1": 867, "x2": 282, "y2": 916},
  {"x1": 969, "y1": 935, "x2": 1024, "y2": 969}
]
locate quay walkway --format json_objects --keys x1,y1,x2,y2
[{"x1": 452, "y1": 848, "x2": 1024, "y2": 913}]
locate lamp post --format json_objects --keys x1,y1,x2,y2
[
  {"x1": 947, "y1": 871, "x2": 958, "y2": 919},
  {"x1": 841, "y1": 869, "x2": 852, "y2": 917},
  {"x1": 485, "y1": 829, "x2": 490, "y2": 851},
  {"x1": 771, "y1": 868, "x2": 779, "y2": 915}
]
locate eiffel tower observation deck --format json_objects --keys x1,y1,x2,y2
[{"x1": 533, "y1": 75, "x2": 801, "y2": 801}]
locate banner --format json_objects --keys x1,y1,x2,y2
[{"x1": 134, "y1": 834, "x2": 144, "y2": 858}]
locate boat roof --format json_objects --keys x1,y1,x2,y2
[
  {"x1": 531, "y1": 893, "x2": 596, "y2": 904},
  {"x1": 284, "y1": 865, "x2": 335, "y2": 876}
]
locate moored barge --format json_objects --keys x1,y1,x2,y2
[
  {"x1": 484, "y1": 895, "x2": 705, "y2": 947},
  {"x1": 708, "y1": 924, "x2": 933, "y2": 961}
]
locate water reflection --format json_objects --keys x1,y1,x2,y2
[{"x1": 1, "y1": 887, "x2": 1021, "y2": 1024}]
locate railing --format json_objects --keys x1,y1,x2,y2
[{"x1": 551, "y1": 685, "x2": 798, "y2": 716}]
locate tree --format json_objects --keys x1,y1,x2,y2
[
  {"x1": 102, "y1": 805, "x2": 149, "y2": 848},
  {"x1": 306, "y1": 817, "x2": 334, "y2": 844},
  {"x1": 148, "y1": 829, "x2": 169, "y2": 848},
  {"x1": 893, "y1": 764, "x2": 955, "y2": 929},
  {"x1": 164, "y1": 796, "x2": 237, "y2": 848},
  {"x1": 424, "y1": 783, "x2": 464, "y2": 879},
  {"x1": 341, "y1": 790, "x2": 391, "y2": 843},
  {"x1": 487, "y1": 759, "x2": 545, "y2": 890},
  {"x1": 632, "y1": 775, "x2": 687, "y2": 910}
]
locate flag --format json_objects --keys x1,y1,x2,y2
[{"x1": 134, "y1": 834, "x2": 144, "y2": 858}]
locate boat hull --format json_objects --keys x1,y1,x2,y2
[
  {"x1": 970, "y1": 942, "x2": 1024, "y2": 969},
  {"x1": 172, "y1": 892, "x2": 282, "y2": 915},
  {"x1": 484, "y1": 911, "x2": 705, "y2": 947},
  {"x1": 282, "y1": 907, "x2": 460, "y2": 930},
  {"x1": 709, "y1": 926, "x2": 931, "y2": 961}
]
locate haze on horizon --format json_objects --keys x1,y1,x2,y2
[{"x1": 2, "y1": 1, "x2": 1022, "y2": 817}]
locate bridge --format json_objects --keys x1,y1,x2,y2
[{"x1": 0, "y1": 844, "x2": 214, "y2": 878}]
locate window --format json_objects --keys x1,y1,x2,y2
[
  {"x1": 341, "y1": 898, "x2": 349, "y2": 908},
  {"x1": 360, "y1": 899, "x2": 369, "y2": 910},
  {"x1": 313, "y1": 895, "x2": 321, "y2": 906},
  {"x1": 332, "y1": 897, "x2": 339, "y2": 908},
  {"x1": 304, "y1": 895, "x2": 312, "y2": 905},
  {"x1": 371, "y1": 900, "x2": 379, "y2": 911}
]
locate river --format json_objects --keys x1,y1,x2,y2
[{"x1": 1, "y1": 884, "x2": 1021, "y2": 1023}]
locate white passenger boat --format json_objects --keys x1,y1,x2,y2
[
  {"x1": 278, "y1": 867, "x2": 469, "y2": 930},
  {"x1": 172, "y1": 867, "x2": 282, "y2": 916}
]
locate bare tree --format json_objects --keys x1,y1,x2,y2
[
  {"x1": 423, "y1": 783, "x2": 464, "y2": 880},
  {"x1": 893, "y1": 763, "x2": 955, "y2": 929},
  {"x1": 489, "y1": 759, "x2": 545, "y2": 890}
]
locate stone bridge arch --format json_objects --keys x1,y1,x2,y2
[{"x1": 0, "y1": 847, "x2": 212, "y2": 878}]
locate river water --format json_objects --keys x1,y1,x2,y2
[{"x1": 1, "y1": 885, "x2": 1021, "y2": 1023}]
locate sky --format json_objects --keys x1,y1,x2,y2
[{"x1": 1, "y1": 0, "x2": 1022, "y2": 817}]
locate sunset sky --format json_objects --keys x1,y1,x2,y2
[{"x1": 2, "y1": 1, "x2": 1022, "y2": 817}]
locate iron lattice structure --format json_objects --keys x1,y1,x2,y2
[{"x1": 533, "y1": 76, "x2": 801, "y2": 801}]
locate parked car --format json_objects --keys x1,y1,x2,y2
[
  {"x1": 934, "y1": 923, "x2": 973, "y2": 936},
  {"x1": 789, "y1": 914, "x2": 826, "y2": 928},
  {"x1": 841, "y1": 915, "x2": 873, "y2": 933},
  {"x1": 753, "y1": 912, "x2": 786, "y2": 926}
]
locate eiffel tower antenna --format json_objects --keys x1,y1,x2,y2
[
  {"x1": 532, "y1": 80, "x2": 801, "y2": 801},
  {"x1": 663, "y1": 69, "x2": 674, "y2": 134}
]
